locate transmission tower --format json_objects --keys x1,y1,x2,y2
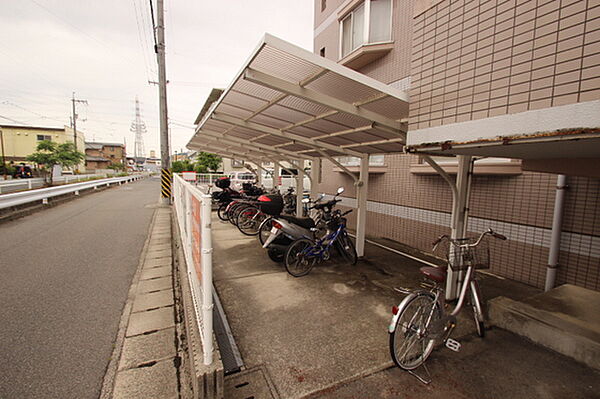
[{"x1": 130, "y1": 96, "x2": 147, "y2": 160}]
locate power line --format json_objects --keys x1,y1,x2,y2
[
  {"x1": 148, "y1": 0, "x2": 158, "y2": 50},
  {"x1": 2, "y1": 101, "x2": 66, "y2": 124},
  {"x1": 27, "y1": 0, "x2": 147, "y2": 78},
  {"x1": 0, "y1": 114, "x2": 31, "y2": 125}
]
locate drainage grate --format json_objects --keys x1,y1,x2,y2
[
  {"x1": 224, "y1": 366, "x2": 279, "y2": 399},
  {"x1": 213, "y1": 285, "x2": 244, "y2": 374}
]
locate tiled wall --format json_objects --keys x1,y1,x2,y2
[
  {"x1": 311, "y1": 0, "x2": 600, "y2": 291},
  {"x1": 319, "y1": 157, "x2": 600, "y2": 291},
  {"x1": 409, "y1": 0, "x2": 600, "y2": 130},
  {"x1": 313, "y1": 0, "x2": 415, "y2": 83}
]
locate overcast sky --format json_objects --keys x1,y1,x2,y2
[{"x1": 0, "y1": 0, "x2": 313, "y2": 157}]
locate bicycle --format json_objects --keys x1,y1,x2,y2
[
  {"x1": 388, "y1": 228, "x2": 506, "y2": 384},
  {"x1": 283, "y1": 208, "x2": 357, "y2": 277}
]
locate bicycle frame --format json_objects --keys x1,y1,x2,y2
[{"x1": 298, "y1": 223, "x2": 345, "y2": 262}]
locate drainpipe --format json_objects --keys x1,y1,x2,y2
[{"x1": 545, "y1": 174, "x2": 567, "y2": 292}]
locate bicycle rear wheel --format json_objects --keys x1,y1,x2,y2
[
  {"x1": 258, "y1": 217, "x2": 273, "y2": 246},
  {"x1": 389, "y1": 292, "x2": 441, "y2": 370},
  {"x1": 285, "y1": 238, "x2": 317, "y2": 277}
]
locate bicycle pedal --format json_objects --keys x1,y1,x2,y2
[{"x1": 445, "y1": 338, "x2": 461, "y2": 352}]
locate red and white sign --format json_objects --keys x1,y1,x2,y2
[{"x1": 182, "y1": 171, "x2": 197, "y2": 181}]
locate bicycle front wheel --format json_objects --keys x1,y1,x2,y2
[
  {"x1": 237, "y1": 206, "x2": 264, "y2": 236},
  {"x1": 284, "y1": 238, "x2": 317, "y2": 277},
  {"x1": 335, "y1": 232, "x2": 357, "y2": 265},
  {"x1": 389, "y1": 292, "x2": 441, "y2": 370},
  {"x1": 217, "y1": 203, "x2": 229, "y2": 221},
  {"x1": 470, "y1": 280, "x2": 485, "y2": 338}
]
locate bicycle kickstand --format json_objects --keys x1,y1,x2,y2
[{"x1": 408, "y1": 362, "x2": 432, "y2": 385}]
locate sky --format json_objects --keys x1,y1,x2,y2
[{"x1": 0, "y1": 0, "x2": 314, "y2": 157}]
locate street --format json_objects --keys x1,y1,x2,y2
[{"x1": 0, "y1": 178, "x2": 159, "y2": 398}]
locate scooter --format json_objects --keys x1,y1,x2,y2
[{"x1": 261, "y1": 187, "x2": 345, "y2": 262}]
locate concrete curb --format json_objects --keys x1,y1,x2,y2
[
  {"x1": 172, "y1": 211, "x2": 224, "y2": 399},
  {"x1": 99, "y1": 204, "x2": 159, "y2": 399},
  {"x1": 489, "y1": 295, "x2": 600, "y2": 370}
]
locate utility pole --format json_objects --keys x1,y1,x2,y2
[
  {"x1": 0, "y1": 128, "x2": 7, "y2": 180},
  {"x1": 71, "y1": 92, "x2": 87, "y2": 152},
  {"x1": 156, "y1": 0, "x2": 171, "y2": 204}
]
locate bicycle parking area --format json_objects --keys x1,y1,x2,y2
[{"x1": 211, "y1": 214, "x2": 599, "y2": 398}]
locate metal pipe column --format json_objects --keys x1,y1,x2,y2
[
  {"x1": 355, "y1": 155, "x2": 369, "y2": 257},
  {"x1": 545, "y1": 174, "x2": 567, "y2": 291}
]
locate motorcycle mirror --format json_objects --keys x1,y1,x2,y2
[{"x1": 336, "y1": 187, "x2": 345, "y2": 195}]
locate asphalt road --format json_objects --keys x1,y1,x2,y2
[{"x1": 0, "y1": 178, "x2": 160, "y2": 399}]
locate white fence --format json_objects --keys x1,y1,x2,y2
[
  {"x1": 172, "y1": 173, "x2": 214, "y2": 365},
  {"x1": 0, "y1": 172, "x2": 118, "y2": 194},
  {"x1": 189, "y1": 172, "x2": 310, "y2": 192},
  {"x1": 0, "y1": 175, "x2": 143, "y2": 210}
]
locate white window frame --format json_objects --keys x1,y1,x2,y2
[
  {"x1": 336, "y1": 154, "x2": 385, "y2": 167},
  {"x1": 338, "y1": 0, "x2": 393, "y2": 60}
]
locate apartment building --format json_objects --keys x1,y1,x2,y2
[{"x1": 313, "y1": 0, "x2": 600, "y2": 291}]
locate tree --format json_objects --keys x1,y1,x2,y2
[
  {"x1": 108, "y1": 161, "x2": 126, "y2": 171},
  {"x1": 171, "y1": 160, "x2": 195, "y2": 174},
  {"x1": 195, "y1": 152, "x2": 221, "y2": 173},
  {"x1": 27, "y1": 140, "x2": 84, "y2": 186}
]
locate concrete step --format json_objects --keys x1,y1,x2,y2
[{"x1": 489, "y1": 284, "x2": 600, "y2": 370}]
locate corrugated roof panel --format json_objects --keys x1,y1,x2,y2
[{"x1": 190, "y1": 34, "x2": 409, "y2": 160}]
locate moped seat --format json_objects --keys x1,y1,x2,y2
[
  {"x1": 420, "y1": 266, "x2": 446, "y2": 283},
  {"x1": 278, "y1": 215, "x2": 316, "y2": 229}
]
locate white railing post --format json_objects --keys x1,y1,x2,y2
[
  {"x1": 201, "y1": 193, "x2": 213, "y2": 365},
  {"x1": 28, "y1": 180, "x2": 33, "y2": 189}
]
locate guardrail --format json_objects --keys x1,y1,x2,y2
[
  {"x1": 0, "y1": 173, "x2": 118, "y2": 194},
  {"x1": 172, "y1": 173, "x2": 214, "y2": 365},
  {"x1": 0, "y1": 175, "x2": 143, "y2": 210}
]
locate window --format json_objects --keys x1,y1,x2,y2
[
  {"x1": 320, "y1": 47, "x2": 326, "y2": 57},
  {"x1": 321, "y1": 0, "x2": 326, "y2": 11},
  {"x1": 37, "y1": 135, "x2": 52, "y2": 141},
  {"x1": 340, "y1": 0, "x2": 392, "y2": 58},
  {"x1": 336, "y1": 155, "x2": 385, "y2": 166},
  {"x1": 231, "y1": 159, "x2": 244, "y2": 168}
]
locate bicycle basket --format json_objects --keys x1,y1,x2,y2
[{"x1": 435, "y1": 237, "x2": 490, "y2": 271}]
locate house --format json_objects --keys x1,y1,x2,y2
[
  {"x1": 0, "y1": 124, "x2": 86, "y2": 171},
  {"x1": 85, "y1": 142, "x2": 126, "y2": 172}
]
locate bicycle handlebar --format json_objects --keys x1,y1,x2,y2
[{"x1": 432, "y1": 229, "x2": 507, "y2": 250}]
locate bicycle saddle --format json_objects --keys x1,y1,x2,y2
[
  {"x1": 278, "y1": 215, "x2": 316, "y2": 229},
  {"x1": 420, "y1": 266, "x2": 446, "y2": 283}
]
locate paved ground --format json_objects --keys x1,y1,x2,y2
[
  {"x1": 0, "y1": 178, "x2": 158, "y2": 399},
  {"x1": 212, "y1": 217, "x2": 600, "y2": 399},
  {"x1": 109, "y1": 207, "x2": 181, "y2": 399}
]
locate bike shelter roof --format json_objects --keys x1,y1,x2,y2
[{"x1": 187, "y1": 34, "x2": 409, "y2": 161}]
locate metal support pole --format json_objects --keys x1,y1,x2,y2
[
  {"x1": 296, "y1": 160, "x2": 304, "y2": 216},
  {"x1": 445, "y1": 155, "x2": 472, "y2": 300},
  {"x1": 273, "y1": 162, "x2": 280, "y2": 192},
  {"x1": 545, "y1": 174, "x2": 567, "y2": 291},
  {"x1": 200, "y1": 194, "x2": 213, "y2": 365},
  {"x1": 0, "y1": 129, "x2": 7, "y2": 181},
  {"x1": 157, "y1": 0, "x2": 171, "y2": 204},
  {"x1": 356, "y1": 156, "x2": 369, "y2": 257},
  {"x1": 310, "y1": 158, "x2": 321, "y2": 200}
]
